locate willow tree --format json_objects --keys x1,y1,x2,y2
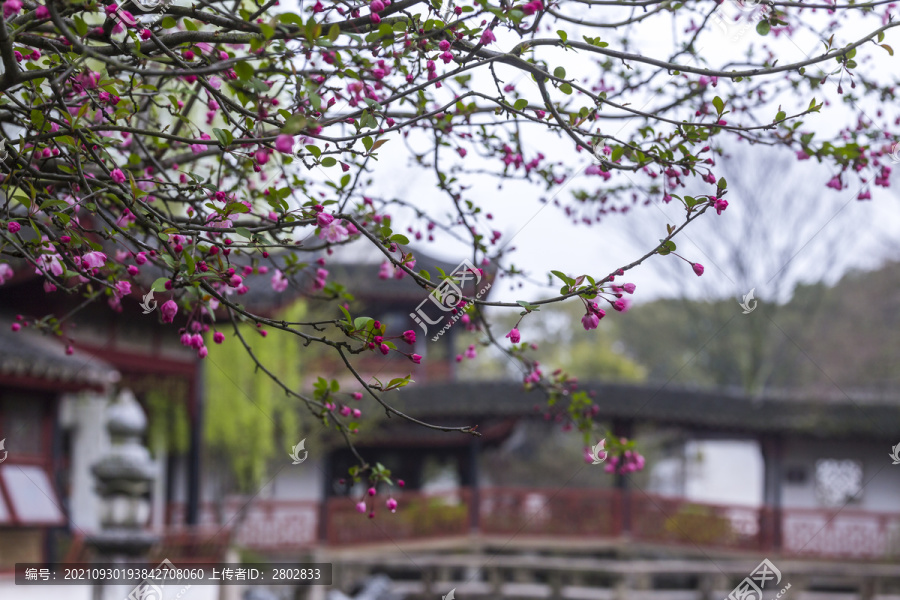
[{"x1": 0, "y1": 0, "x2": 897, "y2": 505}]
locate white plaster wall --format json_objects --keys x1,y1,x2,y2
[
  {"x1": 268, "y1": 457, "x2": 323, "y2": 501},
  {"x1": 683, "y1": 440, "x2": 765, "y2": 507}
]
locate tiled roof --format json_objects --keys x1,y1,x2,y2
[
  {"x1": 391, "y1": 380, "x2": 900, "y2": 439},
  {"x1": 0, "y1": 316, "x2": 120, "y2": 388}
]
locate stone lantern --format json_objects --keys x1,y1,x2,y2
[{"x1": 88, "y1": 388, "x2": 159, "y2": 556}]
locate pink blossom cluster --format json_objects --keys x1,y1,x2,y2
[{"x1": 604, "y1": 449, "x2": 646, "y2": 475}]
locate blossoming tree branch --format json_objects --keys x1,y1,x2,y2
[{"x1": 0, "y1": 0, "x2": 897, "y2": 507}]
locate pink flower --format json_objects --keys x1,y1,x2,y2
[
  {"x1": 506, "y1": 328, "x2": 520, "y2": 343},
  {"x1": 135, "y1": 252, "x2": 147, "y2": 265},
  {"x1": 480, "y1": 28, "x2": 496, "y2": 45},
  {"x1": 275, "y1": 134, "x2": 294, "y2": 153},
  {"x1": 7, "y1": 221, "x2": 20, "y2": 234},
  {"x1": 82, "y1": 251, "x2": 107, "y2": 269},
  {"x1": 35, "y1": 4, "x2": 48, "y2": 18},
  {"x1": 582, "y1": 313, "x2": 599, "y2": 330},
  {"x1": 826, "y1": 175, "x2": 843, "y2": 190},
  {"x1": 858, "y1": 189, "x2": 872, "y2": 201},
  {"x1": 378, "y1": 261, "x2": 393, "y2": 279},
  {"x1": 115, "y1": 281, "x2": 131, "y2": 297},
  {"x1": 319, "y1": 219, "x2": 349, "y2": 243},
  {"x1": 313, "y1": 268, "x2": 329, "y2": 291},
  {"x1": 316, "y1": 212, "x2": 335, "y2": 228},
  {"x1": 386, "y1": 498, "x2": 398, "y2": 513},
  {"x1": 370, "y1": 0, "x2": 385, "y2": 10},
  {"x1": 439, "y1": 40, "x2": 451, "y2": 51},
  {"x1": 411, "y1": 353, "x2": 422, "y2": 364},
  {"x1": 402, "y1": 330, "x2": 416, "y2": 344},
  {"x1": 3, "y1": 0, "x2": 22, "y2": 19},
  {"x1": 356, "y1": 501, "x2": 367, "y2": 514},
  {"x1": 272, "y1": 269, "x2": 288, "y2": 292},
  {"x1": 340, "y1": 405, "x2": 351, "y2": 416},
  {"x1": 140, "y1": 28, "x2": 152, "y2": 40},
  {"x1": 229, "y1": 274, "x2": 242, "y2": 288},
  {"x1": 11, "y1": 322, "x2": 20, "y2": 332},
  {"x1": 110, "y1": 168, "x2": 126, "y2": 184},
  {"x1": 198, "y1": 346, "x2": 208, "y2": 358},
  {"x1": 465, "y1": 344, "x2": 477, "y2": 359},
  {"x1": 796, "y1": 150, "x2": 810, "y2": 160},
  {"x1": 379, "y1": 343, "x2": 390, "y2": 355},
  {"x1": 0, "y1": 263, "x2": 13, "y2": 285},
  {"x1": 623, "y1": 283, "x2": 636, "y2": 294},
  {"x1": 713, "y1": 198, "x2": 728, "y2": 215},
  {"x1": 213, "y1": 331, "x2": 225, "y2": 344},
  {"x1": 367, "y1": 487, "x2": 376, "y2": 496},
  {"x1": 160, "y1": 300, "x2": 178, "y2": 323},
  {"x1": 692, "y1": 263, "x2": 704, "y2": 276}
]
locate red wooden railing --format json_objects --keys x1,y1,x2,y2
[
  {"x1": 325, "y1": 489, "x2": 472, "y2": 546},
  {"x1": 165, "y1": 488, "x2": 900, "y2": 560}
]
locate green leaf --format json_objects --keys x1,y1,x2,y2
[
  {"x1": 183, "y1": 251, "x2": 196, "y2": 276},
  {"x1": 553, "y1": 66, "x2": 566, "y2": 79},
  {"x1": 756, "y1": 20, "x2": 770, "y2": 35},
  {"x1": 225, "y1": 202, "x2": 250, "y2": 213},
  {"x1": 328, "y1": 23, "x2": 341, "y2": 41},
  {"x1": 234, "y1": 61, "x2": 254, "y2": 80},
  {"x1": 513, "y1": 99, "x2": 528, "y2": 111},
  {"x1": 74, "y1": 15, "x2": 88, "y2": 37},
  {"x1": 881, "y1": 44, "x2": 894, "y2": 56},
  {"x1": 556, "y1": 30, "x2": 567, "y2": 43},
  {"x1": 321, "y1": 156, "x2": 337, "y2": 167},
  {"x1": 775, "y1": 111, "x2": 786, "y2": 122},
  {"x1": 212, "y1": 128, "x2": 233, "y2": 147},
  {"x1": 161, "y1": 16, "x2": 176, "y2": 28},
  {"x1": 353, "y1": 316, "x2": 372, "y2": 331},
  {"x1": 550, "y1": 270, "x2": 575, "y2": 287},
  {"x1": 260, "y1": 23, "x2": 275, "y2": 39},
  {"x1": 306, "y1": 144, "x2": 322, "y2": 158},
  {"x1": 559, "y1": 83, "x2": 573, "y2": 95},
  {"x1": 151, "y1": 277, "x2": 169, "y2": 292},
  {"x1": 390, "y1": 234, "x2": 409, "y2": 245},
  {"x1": 362, "y1": 136, "x2": 374, "y2": 151},
  {"x1": 712, "y1": 96, "x2": 724, "y2": 115}
]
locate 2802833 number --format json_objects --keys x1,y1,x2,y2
[{"x1": 270, "y1": 568, "x2": 321, "y2": 580}]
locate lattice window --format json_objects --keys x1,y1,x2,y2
[{"x1": 815, "y1": 459, "x2": 863, "y2": 506}]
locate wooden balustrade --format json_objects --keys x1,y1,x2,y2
[{"x1": 165, "y1": 488, "x2": 900, "y2": 561}]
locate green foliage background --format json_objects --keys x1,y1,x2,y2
[{"x1": 203, "y1": 300, "x2": 312, "y2": 490}]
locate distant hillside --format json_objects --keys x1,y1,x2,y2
[{"x1": 614, "y1": 260, "x2": 900, "y2": 393}]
